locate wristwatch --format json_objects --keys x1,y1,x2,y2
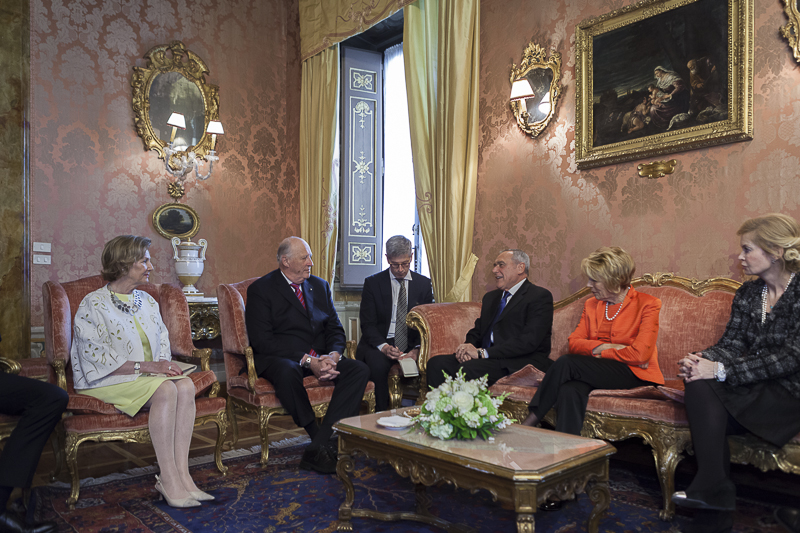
[
  {"x1": 478, "y1": 348, "x2": 488, "y2": 359},
  {"x1": 134, "y1": 362, "x2": 141, "y2": 375},
  {"x1": 714, "y1": 362, "x2": 727, "y2": 382},
  {"x1": 301, "y1": 355, "x2": 312, "y2": 369}
]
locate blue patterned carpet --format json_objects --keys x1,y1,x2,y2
[{"x1": 28, "y1": 440, "x2": 788, "y2": 532}]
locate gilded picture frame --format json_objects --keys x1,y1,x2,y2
[
  {"x1": 152, "y1": 203, "x2": 200, "y2": 241},
  {"x1": 131, "y1": 41, "x2": 220, "y2": 168},
  {"x1": 574, "y1": 0, "x2": 753, "y2": 170},
  {"x1": 780, "y1": 0, "x2": 800, "y2": 62}
]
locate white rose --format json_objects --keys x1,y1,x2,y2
[{"x1": 452, "y1": 391, "x2": 474, "y2": 413}]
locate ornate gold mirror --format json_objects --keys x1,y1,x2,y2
[
  {"x1": 132, "y1": 41, "x2": 219, "y2": 167},
  {"x1": 781, "y1": 0, "x2": 800, "y2": 62},
  {"x1": 509, "y1": 42, "x2": 562, "y2": 137}
]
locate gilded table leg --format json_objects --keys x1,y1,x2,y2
[
  {"x1": 336, "y1": 453, "x2": 355, "y2": 531},
  {"x1": 516, "y1": 513, "x2": 535, "y2": 533},
  {"x1": 586, "y1": 480, "x2": 610, "y2": 533},
  {"x1": 414, "y1": 483, "x2": 432, "y2": 516}
]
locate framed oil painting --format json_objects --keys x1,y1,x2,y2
[
  {"x1": 575, "y1": 0, "x2": 752, "y2": 170},
  {"x1": 152, "y1": 203, "x2": 200, "y2": 241}
]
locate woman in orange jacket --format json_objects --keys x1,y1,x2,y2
[{"x1": 522, "y1": 246, "x2": 663, "y2": 435}]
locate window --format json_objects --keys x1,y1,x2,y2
[{"x1": 338, "y1": 16, "x2": 428, "y2": 289}]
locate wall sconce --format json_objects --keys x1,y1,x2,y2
[
  {"x1": 509, "y1": 41, "x2": 562, "y2": 138},
  {"x1": 509, "y1": 78, "x2": 535, "y2": 102},
  {"x1": 163, "y1": 113, "x2": 223, "y2": 199}
]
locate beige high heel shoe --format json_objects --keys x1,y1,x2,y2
[
  {"x1": 155, "y1": 475, "x2": 201, "y2": 508},
  {"x1": 188, "y1": 490, "x2": 215, "y2": 501}
]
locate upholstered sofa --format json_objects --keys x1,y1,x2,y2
[{"x1": 408, "y1": 273, "x2": 800, "y2": 520}]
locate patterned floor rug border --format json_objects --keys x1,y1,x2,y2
[{"x1": 29, "y1": 440, "x2": 789, "y2": 533}]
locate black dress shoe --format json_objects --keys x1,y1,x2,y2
[
  {"x1": 671, "y1": 480, "x2": 736, "y2": 511},
  {"x1": 299, "y1": 446, "x2": 337, "y2": 474},
  {"x1": 776, "y1": 507, "x2": 800, "y2": 533},
  {"x1": 538, "y1": 500, "x2": 562, "y2": 512},
  {"x1": 0, "y1": 511, "x2": 57, "y2": 533},
  {"x1": 323, "y1": 440, "x2": 338, "y2": 459}
]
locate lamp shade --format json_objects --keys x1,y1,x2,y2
[
  {"x1": 206, "y1": 121, "x2": 224, "y2": 135},
  {"x1": 167, "y1": 113, "x2": 186, "y2": 129},
  {"x1": 509, "y1": 79, "x2": 535, "y2": 102}
]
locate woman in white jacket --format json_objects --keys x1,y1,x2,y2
[{"x1": 71, "y1": 235, "x2": 210, "y2": 508}]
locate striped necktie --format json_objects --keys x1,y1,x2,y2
[{"x1": 394, "y1": 278, "x2": 408, "y2": 352}]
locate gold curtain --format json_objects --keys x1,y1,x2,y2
[
  {"x1": 299, "y1": 46, "x2": 339, "y2": 283},
  {"x1": 299, "y1": 0, "x2": 416, "y2": 60},
  {"x1": 404, "y1": 0, "x2": 480, "y2": 302}
]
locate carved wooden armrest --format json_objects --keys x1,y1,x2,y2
[
  {"x1": 345, "y1": 340, "x2": 356, "y2": 360},
  {"x1": 187, "y1": 348, "x2": 213, "y2": 372},
  {"x1": 406, "y1": 310, "x2": 429, "y2": 372},
  {"x1": 244, "y1": 346, "x2": 257, "y2": 392},
  {"x1": 0, "y1": 356, "x2": 21, "y2": 375},
  {"x1": 52, "y1": 358, "x2": 68, "y2": 391}
]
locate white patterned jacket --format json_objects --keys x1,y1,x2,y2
[{"x1": 70, "y1": 286, "x2": 171, "y2": 390}]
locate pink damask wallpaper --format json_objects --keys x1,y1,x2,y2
[
  {"x1": 474, "y1": 0, "x2": 800, "y2": 300},
  {"x1": 30, "y1": 0, "x2": 301, "y2": 325}
]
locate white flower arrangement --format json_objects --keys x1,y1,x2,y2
[{"x1": 415, "y1": 369, "x2": 515, "y2": 440}]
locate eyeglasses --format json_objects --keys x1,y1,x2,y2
[{"x1": 388, "y1": 261, "x2": 411, "y2": 269}]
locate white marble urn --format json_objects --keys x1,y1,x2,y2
[{"x1": 171, "y1": 237, "x2": 208, "y2": 296}]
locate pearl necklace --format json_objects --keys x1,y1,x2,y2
[
  {"x1": 604, "y1": 289, "x2": 629, "y2": 321},
  {"x1": 761, "y1": 273, "x2": 795, "y2": 324}
]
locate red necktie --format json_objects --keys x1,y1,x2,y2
[{"x1": 290, "y1": 283, "x2": 317, "y2": 357}]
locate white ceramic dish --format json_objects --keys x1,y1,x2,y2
[{"x1": 377, "y1": 415, "x2": 414, "y2": 429}]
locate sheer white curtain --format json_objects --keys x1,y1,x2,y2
[{"x1": 382, "y1": 43, "x2": 429, "y2": 276}]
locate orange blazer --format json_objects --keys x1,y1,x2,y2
[{"x1": 568, "y1": 287, "x2": 663, "y2": 384}]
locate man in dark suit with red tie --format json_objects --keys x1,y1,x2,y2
[
  {"x1": 426, "y1": 249, "x2": 554, "y2": 389},
  {"x1": 356, "y1": 236, "x2": 434, "y2": 411},
  {"x1": 245, "y1": 237, "x2": 369, "y2": 474}
]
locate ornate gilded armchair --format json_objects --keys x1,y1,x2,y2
[
  {"x1": 42, "y1": 275, "x2": 228, "y2": 508},
  {"x1": 406, "y1": 302, "x2": 482, "y2": 403},
  {"x1": 217, "y1": 278, "x2": 375, "y2": 467}
]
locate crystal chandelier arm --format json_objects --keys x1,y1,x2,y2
[
  {"x1": 164, "y1": 143, "x2": 192, "y2": 179},
  {"x1": 193, "y1": 150, "x2": 218, "y2": 181}
]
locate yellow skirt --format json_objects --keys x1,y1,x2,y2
[{"x1": 79, "y1": 375, "x2": 189, "y2": 416}]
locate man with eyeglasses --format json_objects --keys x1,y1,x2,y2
[{"x1": 356, "y1": 235, "x2": 434, "y2": 411}]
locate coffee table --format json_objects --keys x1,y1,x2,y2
[{"x1": 334, "y1": 410, "x2": 616, "y2": 532}]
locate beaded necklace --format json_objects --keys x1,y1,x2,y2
[
  {"x1": 108, "y1": 286, "x2": 142, "y2": 315},
  {"x1": 761, "y1": 273, "x2": 794, "y2": 324}
]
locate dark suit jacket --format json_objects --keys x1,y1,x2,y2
[
  {"x1": 356, "y1": 269, "x2": 434, "y2": 359},
  {"x1": 245, "y1": 269, "x2": 346, "y2": 377},
  {"x1": 465, "y1": 279, "x2": 554, "y2": 373}
]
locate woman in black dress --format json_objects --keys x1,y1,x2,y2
[{"x1": 675, "y1": 213, "x2": 800, "y2": 532}]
